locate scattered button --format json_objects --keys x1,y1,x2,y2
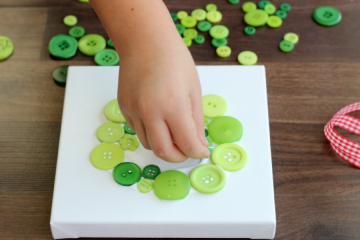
[
  {"x1": 228, "y1": 0, "x2": 240, "y2": 5},
  {"x1": 63, "y1": 15, "x2": 77, "y2": 26},
  {"x1": 68, "y1": 26, "x2": 85, "y2": 39},
  {"x1": 175, "y1": 24, "x2": 186, "y2": 35},
  {"x1": 284, "y1": 32, "x2": 299, "y2": 44},
  {"x1": 206, "y1": 3, "x2": 217, "y2": 12},
  {"x1": 107, "y1": 39, "x2": 114, "y2": 48},
  {"x1": 183, "y1": 29, "x2": 198, "y2": 40},
  {"x1": 177, "y1": 11, "x2": 188, "y2": 20},
  {"x1": 208, "y1": 116, "x2": 243, "y2": 144},
  {"x1": 280, "y1": 3, "x2": 291, "y2": 12},
  {"x1": 94, "y1": 49, "x2": 119, "y2": 66},
  {"x1": 211, "y1": 143, "x2": 247, "y2": 172},
  {"x1": 242, "y1": 2, "x2": 257, "y2": 13},
  {"x1": 244, "y1": 9, "x2": 269, "y2": 27},
  {"x1": 238, "y1": 51, "x2": 258, "y2": 65},
  {"x1": 212, "y1": 38, "x2": 227, "y2": 48},
  {"x1": 0, "y1": 36, "x2": 14, "y2": 61},
  {"x1": 153, "y1": 170, "x2": 191, "y2": 200},
  {"x1": 52, "y1": 65, "x2": 68, "y2": 86},
  {"x1": 119, "y1": 134, "x2": 140, "y2": 151},
  {"x1": 90, "y1": 143, "x2": 125, "y2": 170},
  {"x1": 267, "y1": 16, "x2": 283, "y2": 28},
  {"x1": 181, "y1": 16, "x2": 197, "y2": 28},
  {"x1": 202, "y1": 94, "x2": 227, "y2": 118},
  {"x1": 137, "y1": 179, "x2": 153, "y2": 193},
  {"x1": 170, "y1": 13, "x2": 178, "y2": 22},
  {"x1": 194, "y1": 35, "x2": 205, "y2": 44},
  {"x1": 264, "y1": 4, "x2": 276, "y2": 15},
  {"x1": 279, "y1": 40, "x2": 294, "y2": 52},
  {"x1": 143, "y1": 164, "x2": 161, "y2": 180},
  {"x1": 209, "y1": 25, "x2": 229, "y2": 39},
  {"x1": 275, "y1": 10, "x2": 287, "y2": 19},
  {"x1": 191, "y1": 9, "x2": 207, "y2": 21},
  {"x1": 183, "y1": 37, "x2": 192, "y2": 47},
  {"x1": 244, "y1": 26, "x2": 256, "y2": 35},
  {"x1": 197, "y1": 21, "x2": 212, "y2": 32},
  {"x1": 124, "y1": 123, "x2": 136, "y2": 135},
  {"x1": 258, "y1": 1, "x2": 271, "y2": 10},
  {"x1": 48, "y1": 34, "x2": 78, "y2": 59},
  {"x1": 113, "y1": 162, "x2": 142, "y2": 186},
  {"x1": 190, "y1": 164, "x2": 226, "y2": 193},
  {"x1": 313, "y1": 6, "x2": 341, "y2": 27},
  {"x1": 206, "y1": 10, "x2": 222, "y2": 23},
  {"x1": 104, "y1": 99, "x2": 126, "y2": 123},
  {"x1": 78, "y1": 34, "x2": 106, "y2": 56},
  {"x1": 96, "y1": 122, "x2": 124, "y2": 143},
  {"x1": 216, "y1": 46, "x2": 231, "y2": 58}
]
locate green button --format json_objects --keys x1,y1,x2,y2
[
  {"x1": 267, "y1": 16, "x2": 282, "y2": 28},
  {"x1": 212, "y1": 38, "x2": 227, "y2": 48},
  {"x1": 206, "y1": 3, "x2": 217, "y2": 12},
  {"x1": 238, "y1": 51, "x2": 258, "y2": 65},
  {"x1": 0, "y1": 36, "x2": 14, "y2": 61},
  {"x1": 143, "y1": 164, "x2": 161, "y2": 180},
  {"x1": 96, "y1": 122, "x2": 124, "y2": 143},
  {"x1": 204, "y1": 117, "x2": 210, "y2": 126},
  {"x1": 264, "y1": 4, "x2": 276, "y2": 15},
  {"x1": 244, "y1": 9, "x2": 269, "y2": 27},
  {"x1": 208, "y1": 116, "x2": 243, "y2": 144},
  {"x1": 207, "y1": 10, "x2": 222, "y2": 23},
  {"x1": 244, "y1": 26, "x2": 256, "y2": 35},
  {"x1": 177, "y1": 11, "x2": 188, "y2": 20},
  {"x1": 119, "y1": 134, "x2": 140, "y2": 151},
  {"x1": 228, "y1": 0, "x2": 240, "y2": 4},
  {"x1": 197, "y1": 21, "x2": 212, "y2": 32},
  {"x1": 313, "y1": 6, "x2": 341, "y2": 27},
  {"x1": 90, "y1": 143, "x2": 125, "y2": 170},
  {"x1": 190, "y1": 164, "x2": 226, "y2": 194},
  {"x1": 279, "y1": 40, "x2": 294, "y2": 53},
  {"x1": 202, "y1": 94, "x2": 227, "y2": 118},
  {"x1": 170, "y1": 13, "x2": 178, "y2": 22},
  {"x1": 242, "y1": 2, "x2": 257, "y2": 13},
  {"x1": 184, "y1": 29, "x2": 198, "y2": 40},
  {"x1": 104, "y1": 99, "x2": 126, "y2": 123},
  {"x1": 205, "y1": 128, "x2": 209, "y2": 137},
  {"x1": 194, "y1": 35, "x2": 205, "y2": 44},
  {"x1": 113, "y1": 162, "x2": 142, "y2": 186},
  {"x1": 124, "y1": 123, "x2": 136, "y2": 135},
  {"x1": 69, "y1": 26, "x2": 85, "y2": 38},
  {"x1": 209, "y1": 25, "x2": 229, "y2": 39},
  {"x1": 216, "y1": 46, "x2": 231, "y2": 58},
  {"x1": 191, "y1": 9, "x2": 207, "y2": 21},
  {"x1": 211, "y1": 143, "x2": 247, "y2": 172},
  {"x1": 209, "y1": 147, "x2": 213, "y2": 153},
  {"x1": 137, "y1": 179, "x2": 153, "y2": 193},
  {"x1": 175, "y1": 24, "x2": 186, "y2": 35},
  {"x1": 258, "y1": 1, "x2": 270, "y2": 9},
  {"x1": 276, "y1": 10, "x2": 287, "y2": 19},
  {"x1": 153, "y1": 170, "x2": 190, "y2": 200},
  {"x1": 181, "y1": 16, "x2": 197, "y2": 28},
  {"x1": 284, "y1": 32, "x2": 299, "y2": 44},
  {"x1": 48, "y1": 34, "x2": 78, "y2": 59},
  {"x1": 63, "y1": 15, "x2": 77, "y2": 26},
  {"x1": 183, "y1": 37, "x2": 192, "y2": 47},
  {"x1": 52, "y1": 65, "x2": 68, "y2": 86},
  {"x1": 280, "y1": 3, "x2": 291, "y2": 12},
  {"x1": 107, "y1": 39, "x2": 114, "y2": 48},
  {"x1": 94, "y1": 49, "x2": 119, "y2": 66},
  {"x1": 78, "y1": 34, "x2": 106, "y2": 56}
]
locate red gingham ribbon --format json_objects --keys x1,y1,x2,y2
[{"x1": 324, "y1": 102, "x2": 360, "y2": 168}]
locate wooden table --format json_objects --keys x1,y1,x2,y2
[{"x1": 1, "y1": 0, "x2": 360, "y2": 239}]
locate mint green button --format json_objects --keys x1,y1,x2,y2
[
  {"x1": 90, "y1": 143, "x2": 125, "y2": 170},
  {"x1": 137, "y1": 179, "x2": 153, "y2": 193},
  {"x1": 96, "y1": 122, "x2": 124, "y2": 143},
  {"x1": 206, "y1": 3, "x2": 217, "y2": 12},
  {"x1": 176, "y1": 24, "x2": 186, "y2": 35},
  {"x1": 78, "y1": 34, "x2": 106, "y2": 56},
  {"x1": 113, "y1": 162, "x2": 142, "y2": 186},
  {"x1": 104, "y1": 99, "x2": 126, "y2": 123},
  {"x1": 191, "y1": 9, "x2": 207, "y2": 21},
  {"x1": 153, "y1": 170, "x2": 190, "y2": 200},
  {"x1": 0, "y1": 36, "x2": 14, "y2": 60},
  {"x1": 244, "y1": 9, "x2": 269, "y2": 27},
  {"x1": 63, "y1": 15, "x2": 77, "y2": 26},
  {"x1": 242, "y1": 2, "x2": 257, "y2": 13},
  {"x1": 207, "y1": 10, "x2": 222, "y2": 23},
  {"x1": 48, "y1": 34, "x2": 78, "y2": 59},
  {"x1": 209, "y1": 25, "x2": 229, "y2": 39},
  {"x1": 208, "y1": 116, "x2": 243, "y2": 144},
  {"x1": 194, "y1": 35, "x2": 205, "y2": 44},
  {"x1": 94, "y1": 49, "x2": 119, "y2": 66},
  {"x1": 119, "y1": 134, "x2": 140, "y2": 151},
  {"x1": 184, "y1": 29, "x2": 198, "y2": 39},
  {"x1": 69, "y1": 26, "x2": 85, "y2": 38},
  {"x1": 212, "y1": 38, "x2": 227, "y2": 48},
  {"x1": 190, "y1": 164, "x2": 226, "y2": 194},
  {"x1": 52, "y1": 65, "x2": 68, "y2": 85},
  {"x1": 181, "y1": 16, "x2": 197, "y2": 28},
  {"x1": 197, "y1": 21, "x2": 212, "y2": 32}
]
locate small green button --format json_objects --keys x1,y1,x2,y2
[
  {"x1": 280, "y1": 3, "x2": 291, "y2": 12},
  {"x1": 258, "y1": 1, "x2": 271, "y2": 9},
  {"x1": 96, "y1": 122, "x2": 124, "y2": 143},
  {"x1": 194, "y1": 35, "x2": 205, "y2": 44},
  {"x1": 143, "y1": 164, "x2": 161, "y2": 180},
  {"x1": 228, "y1": 0, "x2": 240, "y2": 4},
  {"x1": 63, "y1": 15, "x2": 77, "y2": 26},
  {"x1": 202, "y1": 94, "x2": 227, "y2": 118},
  {"x1": 212, "y1": 38, "x2": 227, "y2": 48},
  {"x1": 113, "y1": 162, "x2": 142, "y2": 186},
  {"x1": 264, "y1": 4, "x2": 276, "y2": 15},
  {"x1": 69, "y1": 26, "x2": 85, "y2": 39},
  {"x1": 197, "y1": 21, "x2": 212, "y2": 32},
  {"x1": 0, "y1": 36, "x2": 14, "y2": 60},
  {"x1": 208, "y1": 116, "x2": 243, "y2": 144},
  {"x1": 170, "y1": 13, "x2": 178, "y2": 22},
  {"x1": 52, "y1": 65, "x2": 68, "y2": 86},
  {"x1": 119, "y1": 134, "x2": 140, "y2": 151},
  {"x1": 238, "y1": 51, "x2": 258, "y2": 65},
  {"x1": 267, "y1": 16, "x2": 283, "y2": 28},
  {"x1": 313, "y1": 6, "x2": 341, "y2": 27},
  {"x1": 177, "y1": 11, "x2": 188, "y2": 20},
  {"x1": 211, "y1": 143, "x2": 247, "y2": 172},
  {"x1": 279, "y1": 40, "x2": 294, "y2": 52},
  {"x1": 242, "y1": 2, "x2": 257, "y2": 13},
  {"x1": 191, "y1": 9, "x2": 207, "y2": 21},
  {"x1": 216, "y1": 46, "x2": 231, "y2": 58},
  {"x1": 244, "y1": 26, "x2": 256, "y2": 35},
  {"x1": 284, "y1": 32, "x2": 299, "y2": 44},
  {"x1": 90, "y1": 143, "x2": 125, "y2": 170},
  {"x1": 104, "y1": 99, "x2": 126, "y2": 123},
  {"x1": 107, "y1": 39, "x2": 114, "y2": 48},
  {"x1": 94, "y1": 49, "x2": 119, "y2": 66},
  {"x1": 183, "y1": 37, "x2": 192, "y2": 47},
  {"x1": 209, "y1": 25, "x2": 229, "y2": 39},
  {"x1": 206, "y1": 3, "x2": 217, "y2": 12},
  {"x1": 153, "y1": 170, "x2": 191, "y2": 200},
  {"x1": 207, "y1": 10, "x2": 222, "y2": 23},
  {"x1": 209, "y1": 147, "x2": 213, "y2": 153},
  {"x1": 48, "y1": 34, "x2": 78, "y2": 59},
  {"x1": 176, "y1": 24, "x2": 186, "y2": 35},
  {"x1": 78, "y1": 34, "x2": 106, "y2": 56},
  {"x1": 181, "y1": 16, "x2": 197, "y2": 28},
  {"x1": 137, "y1": 179, "x2": 153, "y2": 193},
  {"x1": 276, "y1": 10, "x2": 287, "y2": 19},
  {"x1": 205, "y1": 128, "x2": 209, "y2": 137},
  {"x1": 124, "y1": 123, "x2": 136, "y2": 135},
  {"x1": 244, "y1": 9, "x2": 269, "y2": 27},
  {"x1": 190, "y1": 164, "x2": 226, "y2": 194},
  {"x1": 183, "y1": 29, "x2": 198, "y2": 39}
]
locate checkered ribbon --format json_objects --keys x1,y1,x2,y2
[{"x1": 324, "y1": 102, "x2": 360, "y2": 168}]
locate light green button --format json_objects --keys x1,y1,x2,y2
[
  {"x1": 206, "y1": 3, "x2": 217, "y2": 12},
  {"x1": 211, "y1": 143, "x2": 247, "y2": 172},
  {"x1": 242, "y1": 2, "x2": 257, "y2": 13},
  {"x1": 177, "y1": 11, "x2": 188, "y2": 20},
  {"x1": 238, "y1": 51, "x2": 258, "y2": 65},
  {"x1": 184, "y1": 29, "x2": 198, "y2": 39},
  {"x1": 216, "y1": 46, "x2": 231, "y2": 58},
  {"x1": 207, "y1": 10, "x2": 222, "y2": 23},
  {"x1": 183, "y1": 37, "x2": 192, "y2": 47},
  {"x1": 267, "y1": 16, "x2": 282, "y2": 28},
  {"x1": 202, "y1": 94, "x2": 227, "y2": 118},
  {"x1": 197, "y1": 21, "x2": 212, "y2": 32},
  {"x1": 90, "y1": 143, "x2": 125, "y2": 170},
  {"x1": 208, "y1": 116, "x2": 243, "y2": 144},
  {"x1": 284, "y1": 32, "x2": 299, "y2": 44},
  {"x1": 68, "y1": 26, "x2": 85, "y2": 39},
  {"x1": 48, "y1": 34, "x2": 78, "y2": 59},
  {"x1": 96, "y1": 122, "x2": 124, "y2": 143},
  {"x1": 94, "y1": 49, "x2": 119, "y2": 66},
  {"x1": 264, "y1": 4, "x2": 276, "y2": 15},
  {"x1": 190, "y1": 164, "x2": 226, "y2": 194},
  {"x1": 181, "y1": 16, "x2": 197, "y2": 28},
  {"x1": 279, "y1": 40, "x2": 294, "y2": 53},
  {"x1": 104, "y1": 99, "x2": 126, "y2": 123},
  {"x1": 63, "y1": 15, "x2": 77, "y2": 26},
  {"x1": 191, "y1": 9, "x2": 207, "y2": 21},
  {"x1": 153, "y1": 170, "x2": 191, "y2": 200},
  {"x1": 119, "y1": 134, "x2": 140, "y2": 151},
  {"x1": 78, "y1": 34, "x2": 106, "y2": 56},
  {"x1": 209, "y1": 25, "x2": 229, "y2": 39},
  {"x1": 0, "y1": 36, "x2": 14, "y2": 60},
  {"x1": 137, "y1": 179, "x2": 153, "y2": 193},
  {"x1": 244, "y1": 9, "x2": 269, "y2": 27}
]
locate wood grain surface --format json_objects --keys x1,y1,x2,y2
[{"x1": 1, "y1": 0, "x2": 360, "y2": 239}]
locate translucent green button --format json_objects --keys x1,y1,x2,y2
[
  {"x1": 119, "y1": 135, "x2": 140, "y2": 151},
  {"x1": 113, "y1": 162, "x2": 142, "y2": 186},
  {"x1": 137, "y1": 179, "x2": 153, "y2": 193},
  {"x1": 176, "y1": 24, "x2": 186, "y2": 35},
  {"x1": 153, "y1": 170, "x2": 190, "y2": 200},
  {"x1": 184, "y1": 29, "x2": 198, "y2": 40},
  {"x1": 181, "y1": 16, "x2": 197, "y2": 28},
  {"x1": 313, "y1": 6, "x2": 342, "y2": 27},
  {"x1": 238, "y1": 51, "x2": 258, "y2": 65},
  {"x1": 211, "y1": 143, "x2": 247, "y2": 172},
  {"x1": 96, "y1": 122, "x2": 124, "y2": 143},
  {"x1": 284, "y1": 33, "x2": 299, "y2": 44},
  {"x1": 264, "y1": 4, "x2": 276, "y2": 15},
  {"x1": 276, "y1": 10, "x2": 287, "y2": 19},
  {"x1": 267, "y1": 16, "x2": 282, "y2": 28},
  {"x1": 0, "y1": 36, "x2": 14, "y2": 60},
  {"x1": 258, "y1": 1, "x2": 270, "y2": 9},
  {"x1": 177, "y1": 11, "x2": 188, "y2": 20},
  {"x1": 208, "y1": 116, "x2": 243, "y2": 144},
  {"x1": 104, "y1": 99, "x2": 126, "y2": 123},
  {"x1": 242, "y1": 2, "x2": 257, "y2": 13},
  {"x1": 194, "y1": 35, "x2": 205, "y2": 44},
  {"x1": 279, "y1": 40, "x2": 294, "y2": 52},
  {"x1": 48, "y1": 34, "x2": 78, "y2": 59},
  {"x1": 207, "y1": 10, "x2": 222, "y2": 23},
  {"x1": 69, "y1": 26, "x2": 85, "y2": 38},
  {"x1": 212, "y1": 38, "x2": 227, "y2": 48},
  {"x1": 124, "y1": 123, "x2": 136, "y2": 135},
  {"x1": 216, "y1": 46, "x2": 231, "y2": 58},
  {"x1": 191, "y1": 9, "x2": 207, "y2": 21},
  {"x1": 94, "y1": 49, "x2": 119, "y2": 66},
  {"x1": 190, "y1": 164, "x2": 226, "y2": 194},
  {"x1": 198, "y1": 21, "x2": 212, "y2": 32},
  {"x1": 183, "y1": 37, "x2": 192, "y2": 47},
  {"x1": 52, "y1": 65, "x2": 68, "y2": 86},
  {"x1": 63, "y1": 15, "x2": 77, "y2": 26},
  {"x1": 244, "y1": 26, "x2": 256, "y2": 35},
  {"x1": 244, "y1": 9, "x2": 269, "y2": 27},
  {"x1": 280, "y1": 3, "x2": 291, "y2": 12},
  {"x1": 202, "y1": 94, "x2": 227, "y2": 118},
  {"x1": 90, "y1": 143, "x2": 125, "y2": 170},
  {"x1": 209, "y1": 25, "x2": 229, "y2": 39},
  {"x1": 206, "y1": 3, "x2": 217, "y2": 12},
  {"x1": 143, "y1": 164, "x2": 161, "y2": 180},
  {"x1": 78, "y1": 34, "x2": 106, "y2": 56},
  {"x1": 170, "y1": 13, "x2": 178, "y2": 22}
]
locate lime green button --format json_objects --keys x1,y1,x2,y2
[
  {"x1": 216, "y1": 46, "x2": 231, "y2": 58},
  {"x1": 244, "y1": 26, "x2": 256, "y2": 35},
  {"x1": 48, "y1": 34, "x2": 78, "y2": 59},
  {"x1": 209, "y1": 25, "x2": 229, "y2": 39},
  {"x1": 78, "y1": 34, "x2": 106, "y2": 56},
  {"x1": 280, "y1": 3, "x2": 291, "y2": 12},
  {"x1": 228, "y1": 0, "x2": 240, "y2": 4},
  {"x1": 90, "y1": 143, "x2": 125, "y2": 170},
  {"x1": 208, "y1": 116, "x2": 243, "y2": 144},
  {"x1": 143, "y1": 164, "x2": 161, "y2": 180},
  {"x1": 119, "y1": 134, "x2": 140, "y2": 151},
  {"x1": 69, "y1": 26, "x2": 85, "y2": 38},
  {"x1": 198, "y1": 21, "x2": 212, "y2": 32},
  {"x1": 137, "y1": 179, "x2": 153, "y2": 193},
  {"x1": 194, "y1": 35, "x2": 205, "y2": 44},
  {"x1": 279, "y1": 40, "x2": 294, "y2": 52},
  {"x1": 124, "y1": 123, "x2": 136, "y2": 135},
  {"x1": 113, "y1": 162, "x2": 142, "y2": 186},
  {"x1": 212, "y1": 38, "x2": 227, "y2": 48},
  {"x1": 238, "y1": 51, "x2": 258, "y2": 65},
  {"x1": 206, "y1": 3, "x2": 217, "y2": 12},
  {"x1": 0, "y1": 36, "x2": 14, "y2": 60},
  {"x1": 183, "y1": 29, "x2": 198, "y2": 39},
  {"x1": 267, "y1": 16, "x2": 282, "y2": 28},
  {"x1": 202, "y1": 94, "x2": 227, "y2": 118},
  {"x1": 107, "y1": 39, "x2": 114, "y2": 48},
  {"x1": 104, "y1": 99, "x2": 126, "y2": 123},
  {"x1": 242, "y1": 2, "x2": 257, "y2": 13},
  {"x1": 207, "y1": 10, "x2": 222, "y2": 23},
  {"x1": 244, "y1": 9, "x2": 269, "y2": 27},
  {"x1": 176, "y1": 24, "x2": 186, "y2": 35},
  {"x1": 63, "y1": 15, "x2": 77, "y2": 26},
  {"x1": 94, "y1": 49, "x2": 119, "y2": 66},
  {"x1": 276, "y1": 10, "x2": 287, "y2": 19},
  {"x1": 264, "y1": 4, "x2": 276, "y2": 15},
  {"x1": 284, "y1": 32, "x2": 299, "y2": 44},
  {"x1": 96, "y1": 122, "x2": 124, "y2": 143},
  {"x1": 153, "y1": 170, "x2": 190, "y2": 200},
  {"x1": 191, "y1": 9, "x2": 207, "y2": 21},
  {"x1": 177, "y1": 11, "x2": 188, "y2": 20},
  {"x1": 52, "y1": 65, "x2": 68, "y2": 86},
  {"x1": 190, "y1": 164, "x2": 226, "y2": 194},
  {"x1": 313, "y1": 6, "x2": 341, "y2": 27},
  {"x1": 258, "y1": 1, "x2": 270, "y2": 9},
  {"x1": 183, "y1": 37, "x2": 192, "y2": 47},
  {"x1": 211, "y1": 143, "x2": 247, "y2": 172},
  {"x1": 181, "y1": 16, "x2": 197, "y2": 28},
  {"x1": 170, "y1": 13, "x2": 178, "y2": 22}
]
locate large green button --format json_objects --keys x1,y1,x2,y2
[
  {"x1": 211, "y1": 143, "x2": 247, "y2": 172},
  {"x1": 0, "y1": 36, "x2": 14, "y2": 60},
  {"x1": 197, "y1": 21, "x2": 212, "y2": 32},
  {"x1": 153, "y1": 170, "x2": 190, "y2": 200},
  {"x1": 52, "y1": 65, "x2": 68, "y2": 85},
  {"x1": 104, "y1": 99, "x2": 126, "y2": 123},
  {"x1": 78, "y1": 34, "x2": 106, "y2": 56},
  {"x1": 202, "y1": 94, "x2": 227, "y2": 118},
  {"x1": 96, "y1": 122, "x2": 124, "y2": 143},
  {"x1": 209, "y1": 25, "x2": 229, "y2": 39},
  {"x1": 313, "y1": 6, "x2": 342, "y2": 27},
  {"x1": 119, "y1": 135, "x2": 140, "y2": 151},
  {"x1": 208, "y1": 116, "x2": 243, "y2": 144},
  {"x1": 69, "y1": 26, "x2": 85, "y2": 39},
  {"x1": 191, "y1": 9, "x2": 207, "y2": 21},
  {"x1": 143, "y1": 164, "x2": 161, "y2": 180},
  {"x1": 244, "y1": 9, "x2": 269, "y2": 27},
  {"x1": 113, "y1": 162, "x2": 142, "y2": 186},
  {"x1": 190, "y1": 164, "x2": 226, "y2": 194},
  {"x1": 94, "y1": 49, "x2": 119, "y2": 66},
  {"x1": 181, "y1": 16, "x2": 197, "y2": 28},
  {"x1": 48, "y1": 34, "x2": 78, "y2": 59},
  {"x1": 90, "y1": 143, "x2": 125, "y2": 170}
]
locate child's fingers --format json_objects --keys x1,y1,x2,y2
[
  {"x1": 191, "y1": 92, "x2": 208, "y2": 148},
  {"x1": 123, "y1": 114, "x2": 151, "y2": 150}
]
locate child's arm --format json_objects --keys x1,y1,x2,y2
[{"x1": 90, "y1": 0, "x2": 209, "y2": 162}]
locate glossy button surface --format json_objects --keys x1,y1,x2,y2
[
  {"x1": 202, "y1": 94, "x2": 227, "y2": 118},
  {"x1": 211, "y1": 143, "x2": 247, "y2": 172},
  {"x1": 48, "y1": 34, "x2": 78, "y2": 59},
  {"x1": 153, "y1": 170, "x2": 191, "y2": 200},
  {"x1": 119, "y1": 135, "x2": 140, "y2": 151},
  {"x1": 96, "y1": 122, "x2": 124, "y2": 143},
  {"x1": 216, "y1": 46, "x2": 231, "y2": 58},
  {"x1": 124, "y1": 123, "x2": 136, "y2": 135},
  {"x1": 90, "y1": 143, "x2": 125, "y2": 170},
  {"x1": 113, "y1": 162, "x2": 142, "y2": 186},
  {"x1": 208, "y1": 116, "x2": 243, "y2": 144},
  {"x1": 190, "y1": 164, "x2": 226, "y2": 193},
  {"x1": 94, "y1": 49, "x2": 119, "y2": 66}
]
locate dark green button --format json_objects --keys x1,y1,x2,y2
[
  {"x1": 48, "y1": 34, "x2": 78, "y2": 59},
  {"x1": 143, "y1": 164, "x2": 161, "y2": 180},
  {"x1": 244, "y1": 26, "x2": 256, "y2": 35},
  {"x1": 212, "y1": 38, "x2": 227, "y2": 48},
  {"x1": 228, "y1": 0, "x2": 240, "y2": 4},
  {"x1": 170, "y1": 13, "x2": 178, "y2": 22},
  {"x1": 69, "y1": 26, "x2": 85, "y2": 39},
  {"x1": 175, "y1": 24, "x2": 186, "y2": 35},
  {"x1": 276, "y1": 10, "x2": 287, "y2": 19},
  {"x1": 205, "y1": 128, "x2": 208, "y2": 137},
  {"x1": 197, "y1": 21, "x2": 212, "y2": 32},
  {"x1": 124, "y1": 123, "x2": 136, "y2": 135},
  {"x1": 78, "y1": 34, "x2": 106, "y2": 56},
  {"x1": 258, "y1": 1, "x2": 271, "y2": 9},
  {"x1": 280, "y1": 3, "x2": 291, "y2": 12},
  {"x1": 94, "y1": 49, "x2": 119, "y2": 66},
  {"x1": 107, "y1": 39, "x2": 114, "y2": 48},
  {"x1": 313, "y1": 6, "x2": 341, "y2": 27},
  {"x1": 279, "y1": 40, "x2": 294, "y2": 52},
  {"x1": 194, "y1": 35, "x2": 205, "y2": 44},
  {"x1": 52, "y1": 65, "x2": 69, "y2": 85},
  {"x1": 113, "y1": 162, "x2": 142, "y2": 186}
]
